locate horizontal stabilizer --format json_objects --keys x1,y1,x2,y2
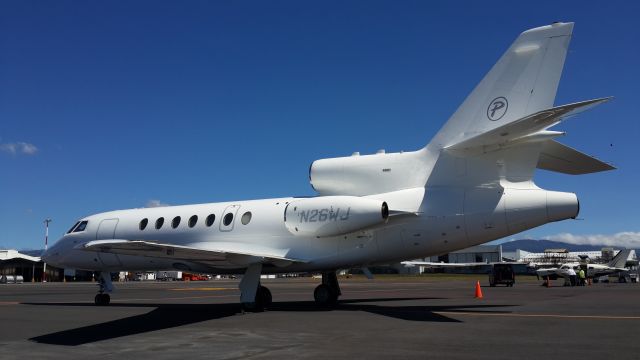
[
  {"x1": 80, "y1": 240, "x2": 307, "y2": 266},
  {"x1": 538, "y1": 140, "x2": 615, "y2": 175},
  {"x1": 447, "y1": 97, "x2": 611, "y2": 151}
]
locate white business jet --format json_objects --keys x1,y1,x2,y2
[{"x1": 43, "y1": 22, "x2": 614, "y2": 309}]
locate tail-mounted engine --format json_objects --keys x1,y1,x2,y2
[
  {"x1": 309, "y1": 150, "x2": 428, "y2": 196},
  {"x1": 284, "y1": 196, "x2": 389, "y2": 237}
]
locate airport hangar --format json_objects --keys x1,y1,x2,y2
[{"x1": 0, "y1": 249, "x2": 88, "y2": 282}]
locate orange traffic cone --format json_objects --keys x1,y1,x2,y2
[{"x1": 474, "y1": 281, "x2": 483, "y2": 299}]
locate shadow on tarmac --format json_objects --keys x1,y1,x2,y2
[{"x1": 25, "y1": 298, "x2": 516, "y2": 346}]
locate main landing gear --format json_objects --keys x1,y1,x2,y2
[
  {"x1": 239, "y1": 263, "x2": 272, "y2": 312},
  {"x1": 239, "y1": 266, "x2": 341, "y2": 310},
  {"x1": 314, "y1": 271, "x2": 341, "y2": 306},
  {"x1": 94, "y1": 271, "x2": 113, "y2": 306}
]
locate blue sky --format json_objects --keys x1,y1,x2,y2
[{"x1": 1, "y1": 1, "x2": 639, "y2": 250}]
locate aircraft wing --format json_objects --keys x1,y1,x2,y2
[
  {"x1": 538, "y1": 140, "x2": 615, "y2": 175},
  {"x1": 446, "y1": 97, "x2": 611, "y2": 151},
  {"x1": 402, "y1": 261, "x2": 477, "y2": 268},
  {"x1": 535, "y1": 267, "x2": 562, "y2": 279},
  {"x1": 80, "y1": 239, "x2": 307, "y2": 267}
]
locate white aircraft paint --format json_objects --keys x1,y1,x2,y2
[{"x1": 43, "y1": 22, "x2": 614, "y2": 308}]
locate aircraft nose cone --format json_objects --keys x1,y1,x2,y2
[
  {"x1": 41, "y1": 248, "x2": 54, "y2": 263},
  {"x1": 41, "y1": 240, "x2": 63, "y2": 266}
]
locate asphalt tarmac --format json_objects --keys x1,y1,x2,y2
[{"x1": 0, "y1": 276, "x2": 639, "y2": 359}]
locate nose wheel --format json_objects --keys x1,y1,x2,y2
[{"x1": 94, "y1": 293, "x2": 110, "y2": 306}]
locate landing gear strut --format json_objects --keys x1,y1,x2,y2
[
  {"x1": 239, "y1": 263, "x2": 272, "y2": 312},
  {"x1": 94, "y1": 271, "x2": 113, "y2": 306},
  {"x1": 314, "y1": 271, "x2": 341, "y2": 306}
]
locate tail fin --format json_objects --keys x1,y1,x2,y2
[
  {"x1": 430, "y1": 22, "x2": 574, "y2": 149},
  {"x1": 608, "y1": 249, "x2": 631, "y2": 269}
]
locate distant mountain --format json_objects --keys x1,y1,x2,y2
[{"x1": 500, "y1": 239, "x2": 623, "y2": 253}]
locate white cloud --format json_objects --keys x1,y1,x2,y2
[
  {"x1": 0, "y1": 142, "x2": 38, "y2": 155},
  {"x1": 145, "y1": 199, "x2": 169, "y2": 208},
  {"x1": 0, "y1": 143, "x2": 16, "y2": 154},
  {"x1": 544, "y1": 232, "x2": 640, "y2": 249},
  {"x1": 20, "y1": 142, "x2": 38, "y2": 154}
]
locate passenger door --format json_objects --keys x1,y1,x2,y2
[
  {"x1": 220, "y1": 205, "x2": 241, "y2": 232},
  {"x1": 96, "y1": 218, "x2": 122, "y2": 267}
]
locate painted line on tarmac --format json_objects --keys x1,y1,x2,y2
[
  {"x1": 435, "y1": 311, "x2": 640, "y2": 320},
  {"x1": 0, "y1": 301, "x2": 20, "y2": 305}
]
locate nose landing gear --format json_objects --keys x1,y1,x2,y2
[
  {"x1": 95, "y1": 293, "x2": 110, "y2": 306},
  {"x1": 94, "y1": 271, "x2": 114, "y2": 306}
]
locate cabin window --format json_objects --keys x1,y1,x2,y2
[
  {"x1": 241, "y1": 212, "x2": 252, "y2": 225},
  {"x1": 73, "y1": 221, "x2": 88, "y2": 232},
  {"x1": 172, "y1": 216, "x2": 181, "y2": 229},
  {"x1": 206, "y1": 214, "x2": 215, "y2": 227},
  {"x1": 188, "y1": 215, "x2": 198, "y2": 228},
  {"x1": 223, "y1": 213, "x2": 234, "y2": 226},
  {"x1": 139, "y1": 218, "x2": 148, "y2": 230},
  {"x1": 156, "y1": 217, "x2": 165, "y2": 229},
  {"x1": 66, "y1": 221, "x2": 80, "y2": 234}
]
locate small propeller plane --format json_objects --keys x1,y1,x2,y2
[
  {"x1": 43, "y1": 22, "x2": 614, "y2": 310},
  {"x1": 536, "y1": 250, "x2": 631, "y2": 281}
]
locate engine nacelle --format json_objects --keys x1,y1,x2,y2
[
  {"x1": 503, "y1": 188, "x2": 579, "y2": 234},
  {"x1": 284, "y1": 196, "x2": 389, "y2": 237},
  {"x1": 309, "y1": 150, "x2": 428, "y2": 196}
]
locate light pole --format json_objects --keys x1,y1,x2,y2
[{"x1": 43, "y1": 218, "x2": 52, "y2": 282}]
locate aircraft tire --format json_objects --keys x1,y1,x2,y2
[
  {"x1": 257, "y1": 286, "x2": 272, "y2": 309},
  {"x1": 94, "y1": 293, "x2": 110, "y2": 306},
  {"x1": 314, "y1": 284, "x2": 338, "y2": 306},
  {"x1": 241, "y1": 286, "x2": 272, "y2": 313}
]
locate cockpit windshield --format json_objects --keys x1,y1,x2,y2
[
  {"x1": 66, "y1": 221, "x2": 80, "y2": 234},
  {"x1": 74, "y1": 221, "x2": 88, "y2": 232},
  {"x1": 66, "y1": 220, "x2": 88, "y2": 234}
]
